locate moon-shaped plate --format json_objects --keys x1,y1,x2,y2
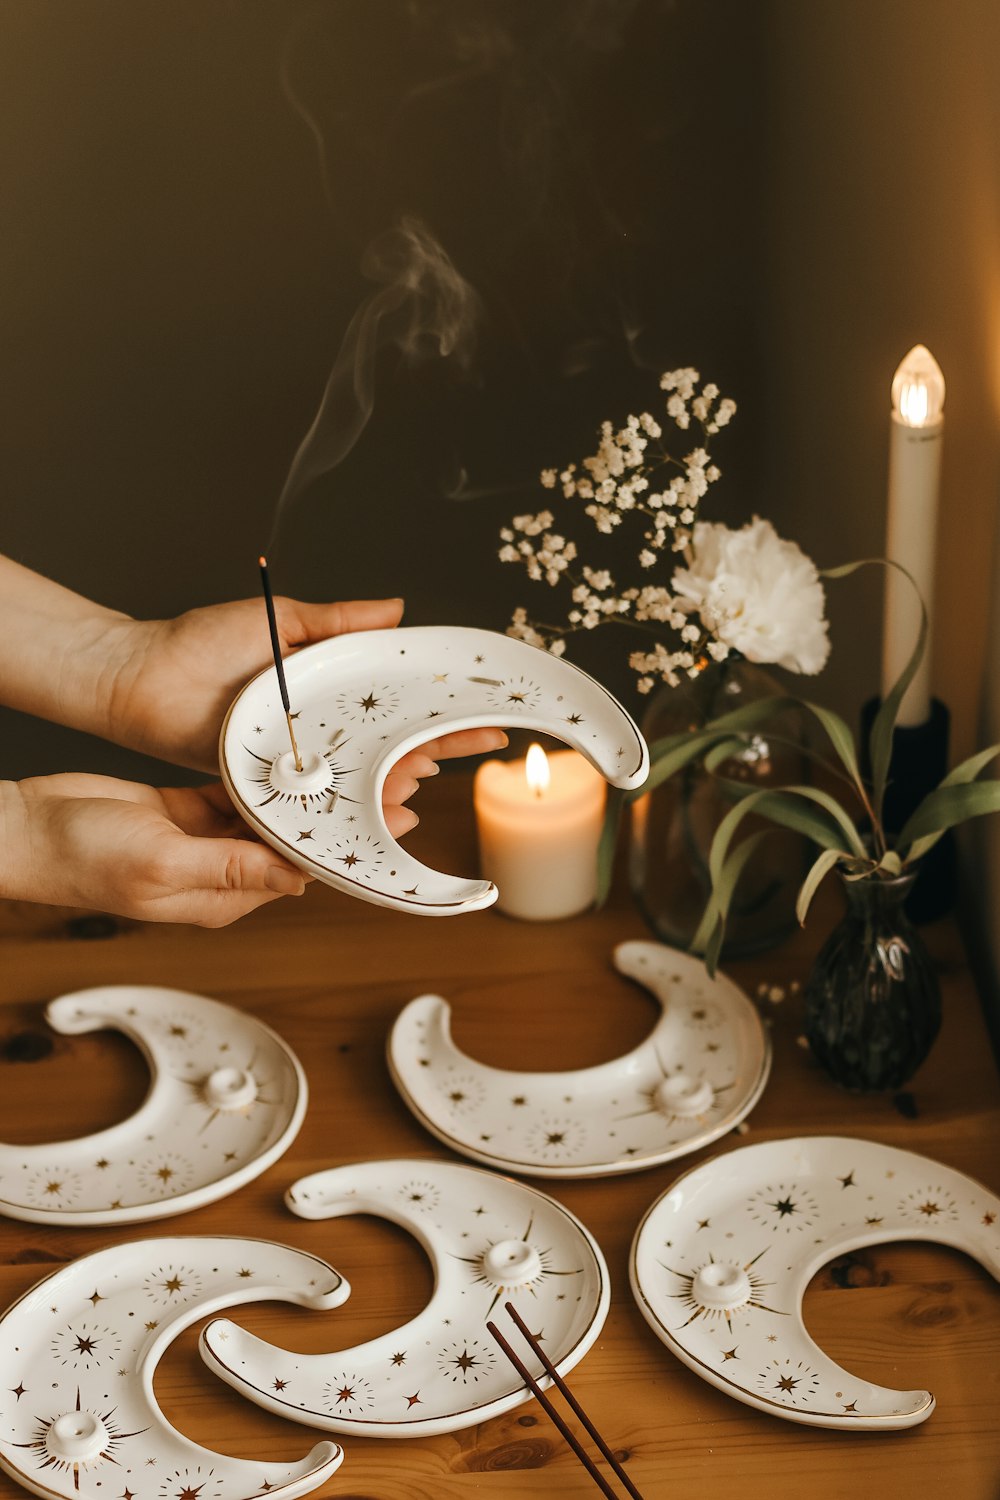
[
  {"x1": 388, "y1": 942, "x2": 771, "y2": 1177},
  {"x1": 219, "y1": 625, "x2": 647, "y2": 915},
  {"x1": 630, "y1": 1135, "x2": 1000, "y2": 1428}
]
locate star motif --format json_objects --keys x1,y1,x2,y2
[
  {"x1": 474, "y1": 654, "x2": 485, "y2": 663},
  {"x1": 865, "y1": 1215, "x2": 883, "y2": 1226},
  {"x1": 162, "y1": 1275, "x2": 185, "y2": 1294},
  {"x1": 449, "y1": 1090, "x2": 466, "y2": 1103},
  {"x1": 565, "y1": 713, "x2": 583, "y2": 725},
  {"x1": 88, "y1": 1289, "x2": 104, "y2": 1306},
  {"x1": 769, "y1": 1197, "x2": 796, "y2": 1217},
  {"x1": 984, "y1": 1211, "x2": 997, "y2": 1226},
  {"x1": 776, "y1": 1374, "x2": 799, "y2": 1393},
  {"x1": 169, "y1": 1024, "x2": 188, "y2": 1038},
  {"x1": 433, "y1": 673, "x2": 449, "y2": 683},
  {"x1": 721, "y1": 1348, "x2": 739, "y2": 1361},
  {"x1": 340, "y1": 851, "x2": 360, "y2": 868},
  {"x1": 145, "y1": 1320, "x2": 158, "y2": 1330},
  {"x1": 473, "y1": 1206, "x2": 486, "y2": 1215},
  {"x1": 11, "y1": 1382, "x2": 26, "y2": 1399},
  {"x1": 253, "y1": 726, "x2": 264, "y2": 735},
  {"x1": 120, "y1": 1489, "x2": 135, "y2": 1500},
  {"x1": 237, "y1": 1267, "x2": 254, "y2": 1278},
  {"x1": 96, "y1": 1158, "x2": 110, "y2": 1170},
  {"x1": 511, "y1": 1095, "x2": 527, "y2": 1107},
  {"x1": 109, "y1": 1199, "x2": 123, "y2": 1210},
  {"x1": 918, "y1": 1200, "x2": 941, "y2": 1216},
  {"x1": 839, "y1": 1171, "x2": 856, "y2": 1189},
  {"x1": 842, "y1": 1400, "x2": 858, "y2": 1412},
  {"x1": 297, "y1": 829, "x2": 315, "y2": 841},
  {"x1": 224, "y1": 1151, "x2": 238, "y2": 1161},
  {"x1": 273, "y1": 1378, "x2": 288, "y2": 1391},
  {"x1": 44, "y1": 1180, "x2": 63, "y2": 1195},
  {"x1": 359, "y1": 693, "x2": 380, "y2": 714},
  {"x1": 156, "y1": 1166, "x2": 175, "y2": 1183},
  {"x1": 405, "y1": 1392, "x2": 422, "y2": 1407},
  {"x1": 766, "y1": 1334, "x2": 777, "y2": 1343},
  {"x1": 335, "y1": 1384, "x2": 356, "y2": 1404},
  {"x1": 178, "y1": 1485, "x2": 205, "y2": 1500},
  {"x1": 507, "y1": 691, "x2": 526, "y2": 704},
  {"x1": 546, "y1": 1132, "x2": 565, "y2": 1145},
  {"x1": 453, "y1": 1348, "x2": 479, "y2": 1374},
  {"x1": 390, "y1": 1352, "x2": 406, "y2": 1366},
  {"x1": 696, "y1": 1218, "x2": 711, "y2": 1231},
  {"x1": 73, "y1": 1335, "x2": 98, "y2": 1355}
]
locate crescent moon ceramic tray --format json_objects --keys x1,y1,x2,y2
[
  {"x1": 219, "y1": 625, "x2": 648, "y2": 915},
  {"x1": 0, "y1": 986, "x2": 306, "y2": 1226},
  {"x1": 630, "y1": 1135, "x2": 1000, "y2": 1429},
  {"x1": 0, "y1": 1236, "x2": 347, "y2": 1500},
  {"x1": 388, "y1": 941, "x2": 771, "y2": 1177},
  {"x1": 200, "y1": 1159, "x2": 610, "y2": 1437}
]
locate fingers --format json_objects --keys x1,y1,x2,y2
[
  {"x1": 282, "y1": 597, "x2": 405, "y2": 647},
  {"x1": 382, "y1": 770, "x2": 421, "y2": 808},
  {"x1": 149, "y1": 830, "x2": 306, "y2": 904},
  {"x1": 412, "y1": 728, "x2": 509, "y2": 762},
  {"x1": 384, "y1": 804, "x2": 419, "y2": 839}
]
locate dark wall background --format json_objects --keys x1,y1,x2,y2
[{"x1": 0, "y1": 0, "x2": 766, "y2": 783}]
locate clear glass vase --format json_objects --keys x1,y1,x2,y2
[
  {"x1": 628, "y1": 657, "x2": 807, "y2": 957},
  {"x1": 804, "y1": 871, "x2": 941, "y2": 1092}
]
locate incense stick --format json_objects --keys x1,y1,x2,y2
[
  {"x1": 504, "y1": 1302, "x2": 644, "y2": 1500},
  {"x1": 258, "y1": 555, "x2": 302, "y2": 771},
  {"x1": 486, "y1": 1320, "x2": 638, "y2": 1500}
]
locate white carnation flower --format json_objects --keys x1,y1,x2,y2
[{"x1": 672, "y1": 516, "x2": 830, "y2": 675}]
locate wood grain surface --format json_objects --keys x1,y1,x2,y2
[{"x1": 0, "y1": 773, "x2": 998, "y2": 1500}]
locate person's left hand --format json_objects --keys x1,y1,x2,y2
[{"x1": 105, "y1": 597, "x2": 507, "y2": 820}]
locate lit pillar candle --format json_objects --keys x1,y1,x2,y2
[
  {"x1": 474, "y1": 745, "x2": 606, "y2": 920},
  {"x1": 882, "y1": 344, "x2": 945, "y2": 726}
]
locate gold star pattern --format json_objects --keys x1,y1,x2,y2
[
  {"x1": 10, "y1": 1383, "x2": 26, "y2": 1399},
  {"x1": 237, "y1": 1268, "x2": 254, "y2": 1278},
  {"x1": 297, "y1": 829, "x2": 315, "y2": 841},
  {"x1": 405, "y1": 1392, "x2": 422, "y2": 1407},
  {"x1": 984, "y1": 1211, "x2": 997, "y2": 1226},
  {"x1": 918, "y1": 1200, "x2": 941, "y2": 1216},
  {"x1": 721, "y1": 1348, "x2": 739, "y2": 1361},
  {"x1": 390, "y1": 1352, "x2": 406, "y2": 1366},
  {"x1": 838, "y1": 1171, "x2": 856, "y2": 1189},
  {"x1": 273, "y1": 1378, "x2": 288, "y2": 1391},
  {"x1": 776, "y1": 1374, "x2": 798, "y2": 1393},
  {"x1": 88, "y1": 1289, "x2": 104, "y2": 1306}
]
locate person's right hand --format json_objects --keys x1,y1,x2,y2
[{"x1": 6, "y1": 774, "x2": 308, "y2": 927}]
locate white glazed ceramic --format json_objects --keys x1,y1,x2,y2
[
  {"x1": 219, "y1": 625, "x2": 648, "y2": 915},
  {"x1": 200, "y1": 1159, "x2": 610, "y2": 1437},
  {"x1": 388, "y1": 941, "x2": 771, "y2": 1177},
  {"x1": 0, "y1": 987, "x2": 306, "y2": 1226},
  {"x1": 0, "y1": 1237, "x2": 347, "y2": 1500},
  {"x1": 630, "y1": 1135, "x2": 1000, "y2": 1429}
]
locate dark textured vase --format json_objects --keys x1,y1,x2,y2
[
  {"x1": 629, "y1": 657, "x2": 808, "y2": 958},
  {"x1": 804, "y1": 872, "x2": 941, "y2": 1092}
]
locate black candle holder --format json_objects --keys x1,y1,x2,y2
[{"x1": 859, "y1": 696, "x2": 956, "y2": 923}]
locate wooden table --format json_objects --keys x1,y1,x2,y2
[{"x1": 1, "y1": 773, "x2": 998, "y2": 1500}]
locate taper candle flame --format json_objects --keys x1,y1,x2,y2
[
  {"x1": 891, "y1": 344, "x2": 945, "y2": 428},
  {"x1": 526, "y1": 743, "x2": 550, "y2": 798}
]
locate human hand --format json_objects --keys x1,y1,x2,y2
[
  {"x1": 5, "y1": 774, "x2": 310, "y2": 927},
  {"x1": 107, "y1": 596, "x2": 507, "y2": 798}
]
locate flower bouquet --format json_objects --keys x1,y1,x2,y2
[{"x1": 498, "y1": 370, "x2": 1000, "y2": 1089}]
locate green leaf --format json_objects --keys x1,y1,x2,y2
[
  {"x1": 903, "y1": 742, "x2": 1000, "y2": 862},
  {"x1": 795, "y1": 847, "x2": 845, "y2": 925},
  {"x1": 799, "y1": 700, "x2": 864, "y2": 791},
  {"x1": 595, "y1": 786, "x2": 626, "y2": 906},
  {"x1": 691, "y1": 830, "x2": 771, "y2": 976},
  {"x1": 897, "y1": 780, "x2": 1000, "y2": 854}
]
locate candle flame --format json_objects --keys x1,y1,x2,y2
[
  {"x1": 525, "y1": 743, "x2": 550, "y2": 797},
  {"x1": 891, "y1": 344, "x2": 945, "y2": 427}
]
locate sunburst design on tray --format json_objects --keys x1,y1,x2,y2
[
  {"x1": 10, "y1": 1388, "x2": 148, "y2": 1490},
  {"x1": 24, "y1": 1169, "x2": 82, "y2": 1211},
  {"x1": 755, "y1": 1357, "x2": 822, "y2": 1406},
  {"x1": 437, "y1": 1338, "x2": 497, "y2": 1385},
  {"x1": 142, "y1": 1265, "x2": 204, "y2": 1306},
  {"x1": 135, "y1": 1154, "x2": 195, "y2": 1199},
  {"x1": 397, "y1": 1179, "x2": 440, "y2": 1213},
  {"x1": 524, "y1": 1118, "x2": 588, "y2": 1162},
  {"x1": 334, "y1": 685, "x2": 401, "y2": 723},
  {"x1": 244, "y1": 745, "x2": 356, "y2": 810},
  {"x1": 897, "y1": 1185, "x2": 960, "y2": 1223},
  {"x1": 323, "y1": 832, "x2": 386, "y2": 881},
  {"x1": 50, "y1": 1323, "x2": 123, "y2": 1371},
  {"x1": 664, "y1": 1250, "x2": 786, "y2": 1333},
  {"x1": 184, "y1": 1056, "x2": 280, "y2": 1132},
  {"x1": 321, "y1": 1373, "x2": 375, "y2": 1418},
  {"x1": 452, "y1": 1214, "x2": 585, "y2": 1315},
  {"x1": 746, "y1": 1183, "x2": 821, "y2": 1234},
  {"x1": 483, "y1": 676, "x2": 543, "y2": 712},
  {"x1": 438, "y1": 1074, "x2": 487, "y2": 1116},
  {"x1": 156, "y1": 1464, "x2": 225, "y2": 1500}
]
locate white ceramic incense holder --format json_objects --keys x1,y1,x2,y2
[
  {"x1": 388, "y1": 941, "x2": 771, "y2": 1177},
  {"x1": 0, "y1": 987, "x2": 306, "y2": 1226},
  {"x1": 200, "y1": 1159, "x2": 609, "y2": 1437},
  {"x1": 630, "y1": 1135, "x2": 1000, "y2": 1429},
  {"x1": 0, "y1": 1237, "x2": 347, "y2": 1500},
  {"x1": 219, "y1": 625, "x2": 648, "y2": 915}
]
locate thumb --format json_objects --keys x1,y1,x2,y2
[{"x1": 286, "y1": 597, "x2": 405, "y2": 646}]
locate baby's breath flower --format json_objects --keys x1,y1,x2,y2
[{"x1": 540, "y1": 468, "x2": 557, "y2": 489}]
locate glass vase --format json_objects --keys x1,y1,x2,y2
[
  {"x1": 628, "y1": 657, "x2": 808, "y2": 957},
  {"x1": 804, "y1": 871, "x2": 941, "y2": 1092}
]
